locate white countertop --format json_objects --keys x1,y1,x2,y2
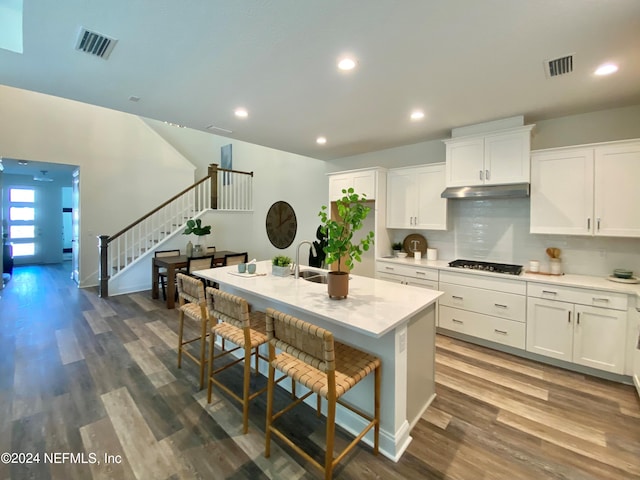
[
  {"x1": 377, "y1": 256, "x2": 640, "y2": 299},
  {"x1": 195, "y1": 260, "x2": 443, "y2": 338}
]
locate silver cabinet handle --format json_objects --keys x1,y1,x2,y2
[
  {"x1": 479, "y1": 170, "x2": 484, "y2": 180},
  {"x1": 542, "y1": 290, "x2": 557, "y2": 295},
  {"x1": 577, "y1": 312, "x2": 580, "y2": 325},
  {"x1": 597, "y1": 218, "x2": 601, "y2": 231},
  {"x1": 494, "y1": 329, "x2": 507, "y2": 335},
  {"x1": 416, "y1": 271, "x2": 426, "y2": 276},
  {"x1": 494, "y1": 303, "x2": 508, "y2": 308},
  {"x1": 568, "y1": 311, "x2": 571, "y2": 323},
  {"x1": 485, "y1": 169, "x2": 490, "y2": 180},
  {"x1": 452, "y1": 295, "x2": 463, "y2": 300},
  {"x1": 452, "y1": 319, "x2": 463, "y2": 324},
  {"x1": 385, "y1": 266, "x2": 395, "y2": 271},
  {"x1": 587, "y1": 218, "x2": 591, "y2": 230},
  {"x1": 592, "y1": 297, "x2": 609, "y2": 303}
]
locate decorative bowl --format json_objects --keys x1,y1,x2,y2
[
  {"x1": 396, "y1": 252, "x2": 408, "y2": 258},
  {"x1": 613, "y1": 269, "x2": 633, "y2": 279}
]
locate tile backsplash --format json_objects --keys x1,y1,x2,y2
[{"x1": 391, "y1": 198, "x2": 640, "y2": 277}]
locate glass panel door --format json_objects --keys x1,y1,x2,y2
[{"x1": 8, "y1": 187, "x2": 40, "y2": 264}]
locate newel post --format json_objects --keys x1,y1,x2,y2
[
  {"x1": 98, "y1": 235, "x2": 110, "y2": 298},
  {"x1": 208, "y1": 163, "x2": 219, "y2": 210}
]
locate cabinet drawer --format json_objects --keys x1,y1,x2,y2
[
  {"x1": 376, "y1": 272, "x2": 438, "y2": 290},
  {"x1": 439, "y1": 306, "x2": 525, "y2": 349},
  {"x1": 439, "y1": 282, "x2": 526, "y2": 322},
  {"x1": 440, "y1": 270, "x2": 526, "y2": 295},
  {"x1": 527, "y1": 282, "x2": 628, "y2": 311},
  {"x1": 376, "y1": 262, "x2": 438, "y2": 281}
]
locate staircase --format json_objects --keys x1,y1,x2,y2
[{"x1": 98, "y1": 164, "x2": 253, "y2": 297}]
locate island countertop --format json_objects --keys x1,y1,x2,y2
[{"x1": 195, "y1": 260, "x2": 443, "y2": 338}]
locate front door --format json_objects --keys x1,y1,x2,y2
[
  {"x1": 72, "y1": 169, "x2": 80, "y2": 284},
  {"x1": 7, "y1": 185, "x2": 41, "y2": 264}
]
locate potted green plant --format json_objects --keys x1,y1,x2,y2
[
  {"x1": 183, "y1": 218, "x2": 212, "y2": 257},
  {"x1": 318, "y1": 188, "x2": 374, "y2": 299},
  {"x1": 392, "y1": 242, "x2": 403, "y2": 256},
  {"x1": 272, "y1": 255, "x2": 292, "y2": 277}
]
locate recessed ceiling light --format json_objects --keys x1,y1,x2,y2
[
  {"x1": 18, "y1": 160, "x2": 28, "y2": 166},
  {"x1": 337, "y1": 57, "x2": 357, "y2": 71},
  {"x1": 316, "y1": 136, "x2": 327, "y2": 145},
  {"x1": 594, "y1": 63, "x2": 618, "y2": 76},
  {"x1": 234, "y1": 108, "x2": 248, "y2": 118},
  {"x1": 410, "y1": 110, "x2": 425, "y2": 121}
]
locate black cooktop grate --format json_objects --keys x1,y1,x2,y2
[{"x1": 448, "y1": 259, "x2": 523, "y2": 276}]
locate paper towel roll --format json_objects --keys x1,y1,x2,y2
[{"x1": 427, "y1": 248, "x2": 438, "y2": 261}]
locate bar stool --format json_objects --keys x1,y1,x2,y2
[
  {"x1": 205, "y1": 287, "x2": 270, "y2": 434},
  {"x1": 176, "y1": 273, "x2": 209, "y2": 389},
  {"x1": 264, "y1": 308, "x2": 381, "y2": 480}
]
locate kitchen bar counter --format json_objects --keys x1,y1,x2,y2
[{"x1": 195, "y1": 260, "x2": 443, "y2": 461}]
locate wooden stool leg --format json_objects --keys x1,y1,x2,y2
[
  {"x1": 316, "y1": 394, "x2": 322, "y2": 417},
  {"x1": 207, "y1": 332, "x2": 215, "y2": 403},
  {"x1": 198, "y1": 318, "x2": 208, "y2": 389},
  {"x1": 177, "y1": 311, "x2": 185, "y2": 368},
  {"x1": 324, "y1": 395, "x2": 336, "y2": 480},
  {"x1": 264, "y1": 361, "x2": 275, "y2": 458},
  {"x1": 374, "y1": 364, "x2": 381, "y2": 454},
  {"x1": 242, "y1": 346, "x2": 251, "y2": 434}
]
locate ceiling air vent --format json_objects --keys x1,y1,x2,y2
[
  {"x1": 75, "y1": 27, "x2": 117, "y2": 59},
  {"x1": 545, "y1": 54, "x2": 574, "y2": 78}
]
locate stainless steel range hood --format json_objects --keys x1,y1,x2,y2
[{"x1": 441, "y1": 183, "x2": 530, "y2": 199}]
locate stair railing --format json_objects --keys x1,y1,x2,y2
[{"x1": 98, "y1": 163, "x2": 253, "y2": 297}]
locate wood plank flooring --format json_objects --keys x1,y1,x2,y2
[{"x1": 1, "y1": 263, "x2": 638, "y2": 479}]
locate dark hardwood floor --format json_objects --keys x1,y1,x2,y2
[{"x1": 1, "y1": 264, "x2": 638, "y2": 479}]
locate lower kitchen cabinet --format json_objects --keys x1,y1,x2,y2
[
  {"x1": 526, "y1": 284, "x2": 628, "y2": 374},
  {"x1": 376, "y1": 262, "x2": 438, "y2": 290},
  {"x1": 438, "y1": 271, "x2": 526, "y2": 349}
]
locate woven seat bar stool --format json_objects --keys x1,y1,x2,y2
[
  {"x1": 264, "y1": 308, "x2": 381, "y2": 480},
  {"x1": 176, "y1": 273, "x2": 209, "y2": 389},
  {"x1": 206, "y1": 287, "x2": 271, "y2": 434}
]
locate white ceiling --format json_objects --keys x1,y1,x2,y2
[{"x1": 1, "y1": 0, "x2": 639, "y2": 161}]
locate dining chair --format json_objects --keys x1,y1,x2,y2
[
  {"x1": 264, "y1": 308, "x2": 381, "y2": 480},
  {"x1": 205, "y1": 287, "x2": 270, "y2": 434},
  {"x1": 176, "y1": 273, "x2": 209, "y2": 389},
  {"x1": 188, "y1": 256, "x2": 215, "y2": 288},
  {"x1": 223, "y1": 252, "x2": 248, "y2": 266},
  {"x1": 205, "y1": 246, "x2": 217, "y2": 255},
  {"x1": 155, "y1": 249, "x2": 182, "y2": 300}
]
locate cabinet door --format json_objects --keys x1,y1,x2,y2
[
  {"x1": 445, "y1": 138, "x2": 484, "y2": 187},
  {"x1": 483, "y1": 130, "x2": 531, "y2": 185},
  {"x1": 573, "y1": 305, "x2": 626, "y2": 374},
  {"x1": 352, "y1": 170, "x2": 376, "y2": 200},
  {"x1": 329, "y1": 174, "x2": 352, "y2": 201},
  {"x1": 530, "y1": 148, "x2": 594, "y2": 235},
  {"x1": 386, "y1": 170, "x2": 414, "y2": 228},
  {"x1": 414, "y1": 164, "x2": 448, "y2": 230},
  {"x1": 594, "y1": 141, "x2": 640, "y2": 237},
  {"x1": 526, "y1": 298, "x2": 573, "y2": 361}
]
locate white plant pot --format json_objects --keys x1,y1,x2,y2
[{"x1": 272, "y1": 265, "x2": 291, "y2": 277}]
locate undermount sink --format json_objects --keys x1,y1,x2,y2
[{"x1": 297, "y1": 270, "x2": 328, "y2": 284}]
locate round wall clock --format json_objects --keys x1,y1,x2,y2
[{"x1": 266, "y1": 201, "x2": 297, "y2": 249}]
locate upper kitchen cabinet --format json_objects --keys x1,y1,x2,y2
[
  {"x1": 387, "y1": 163, "x2": 448, "y2": 230},
  {"x1": 444, "y1": 125, "x2": 534, "y2": 187},
  {"x1": 530, "y1": 139, "x2": 640, "y2": 237},
  {"x1": 328, "y1": 168, "x2": 378, "y2": 201}
]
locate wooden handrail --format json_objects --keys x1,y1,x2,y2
[{"x1": 108, "y1": 176, "x2": 210, "y2": 242}]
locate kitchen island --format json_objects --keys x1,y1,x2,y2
[{"x1": 195, "y1": 260, "x2": 443, "y2": 461}]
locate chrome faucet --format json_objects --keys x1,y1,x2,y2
[{"x1": 294, "y1": 240, "x2": 315, "y2": 279}]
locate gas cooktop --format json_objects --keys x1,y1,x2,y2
[{"x1": 448, "y1": 259, "x2": 523, "y2": 276}]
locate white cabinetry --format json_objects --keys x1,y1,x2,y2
[
  {"x1": 438, "y1": 271, "x2": 526, "y2": 349},
  {"x1": 386, "y1": 164, "x2": 448, "y2": 230},
  {"x1": 328, "y1": 168, "x2": 377, "y2": 201},
  {"x1": 376, "y1": 262, "x2": 438, "y2": 290},
  {"x1": 530, "y1": 139, "x2": 640, "y2": 237},
  {"x1": 526, "y1": 283, "x2": 628, "y2": 374},
  {"x1": 444, "y1": 126, "x2": 533, "y2": 187}
]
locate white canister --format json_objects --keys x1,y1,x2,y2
[
  {"x1": 529, "y1": 260, "x2": 540, "y2": 272},
  {"x1": 550, "y1": 258, "x2": 562, "y2": 275},
  {"x1": 427, "y1": 248, "x2": 438, "y2": 261},
  {"x1": 414, "y1": 251, "x2": 422, "y2": 262}
]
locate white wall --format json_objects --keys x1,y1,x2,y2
[
  {"x1": 0, "y1": 85, "x2": 196, "y2": 287},
  {"x1": 329, "y1": 105, "x2": 640, "y2": 277},
  {"x1": 145, "y1": 119, "x2": 329, "y2": 264}
]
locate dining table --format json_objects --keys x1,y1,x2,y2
[{"x1": 151, "y1": 250, "x2": 239, "y2": 309}]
